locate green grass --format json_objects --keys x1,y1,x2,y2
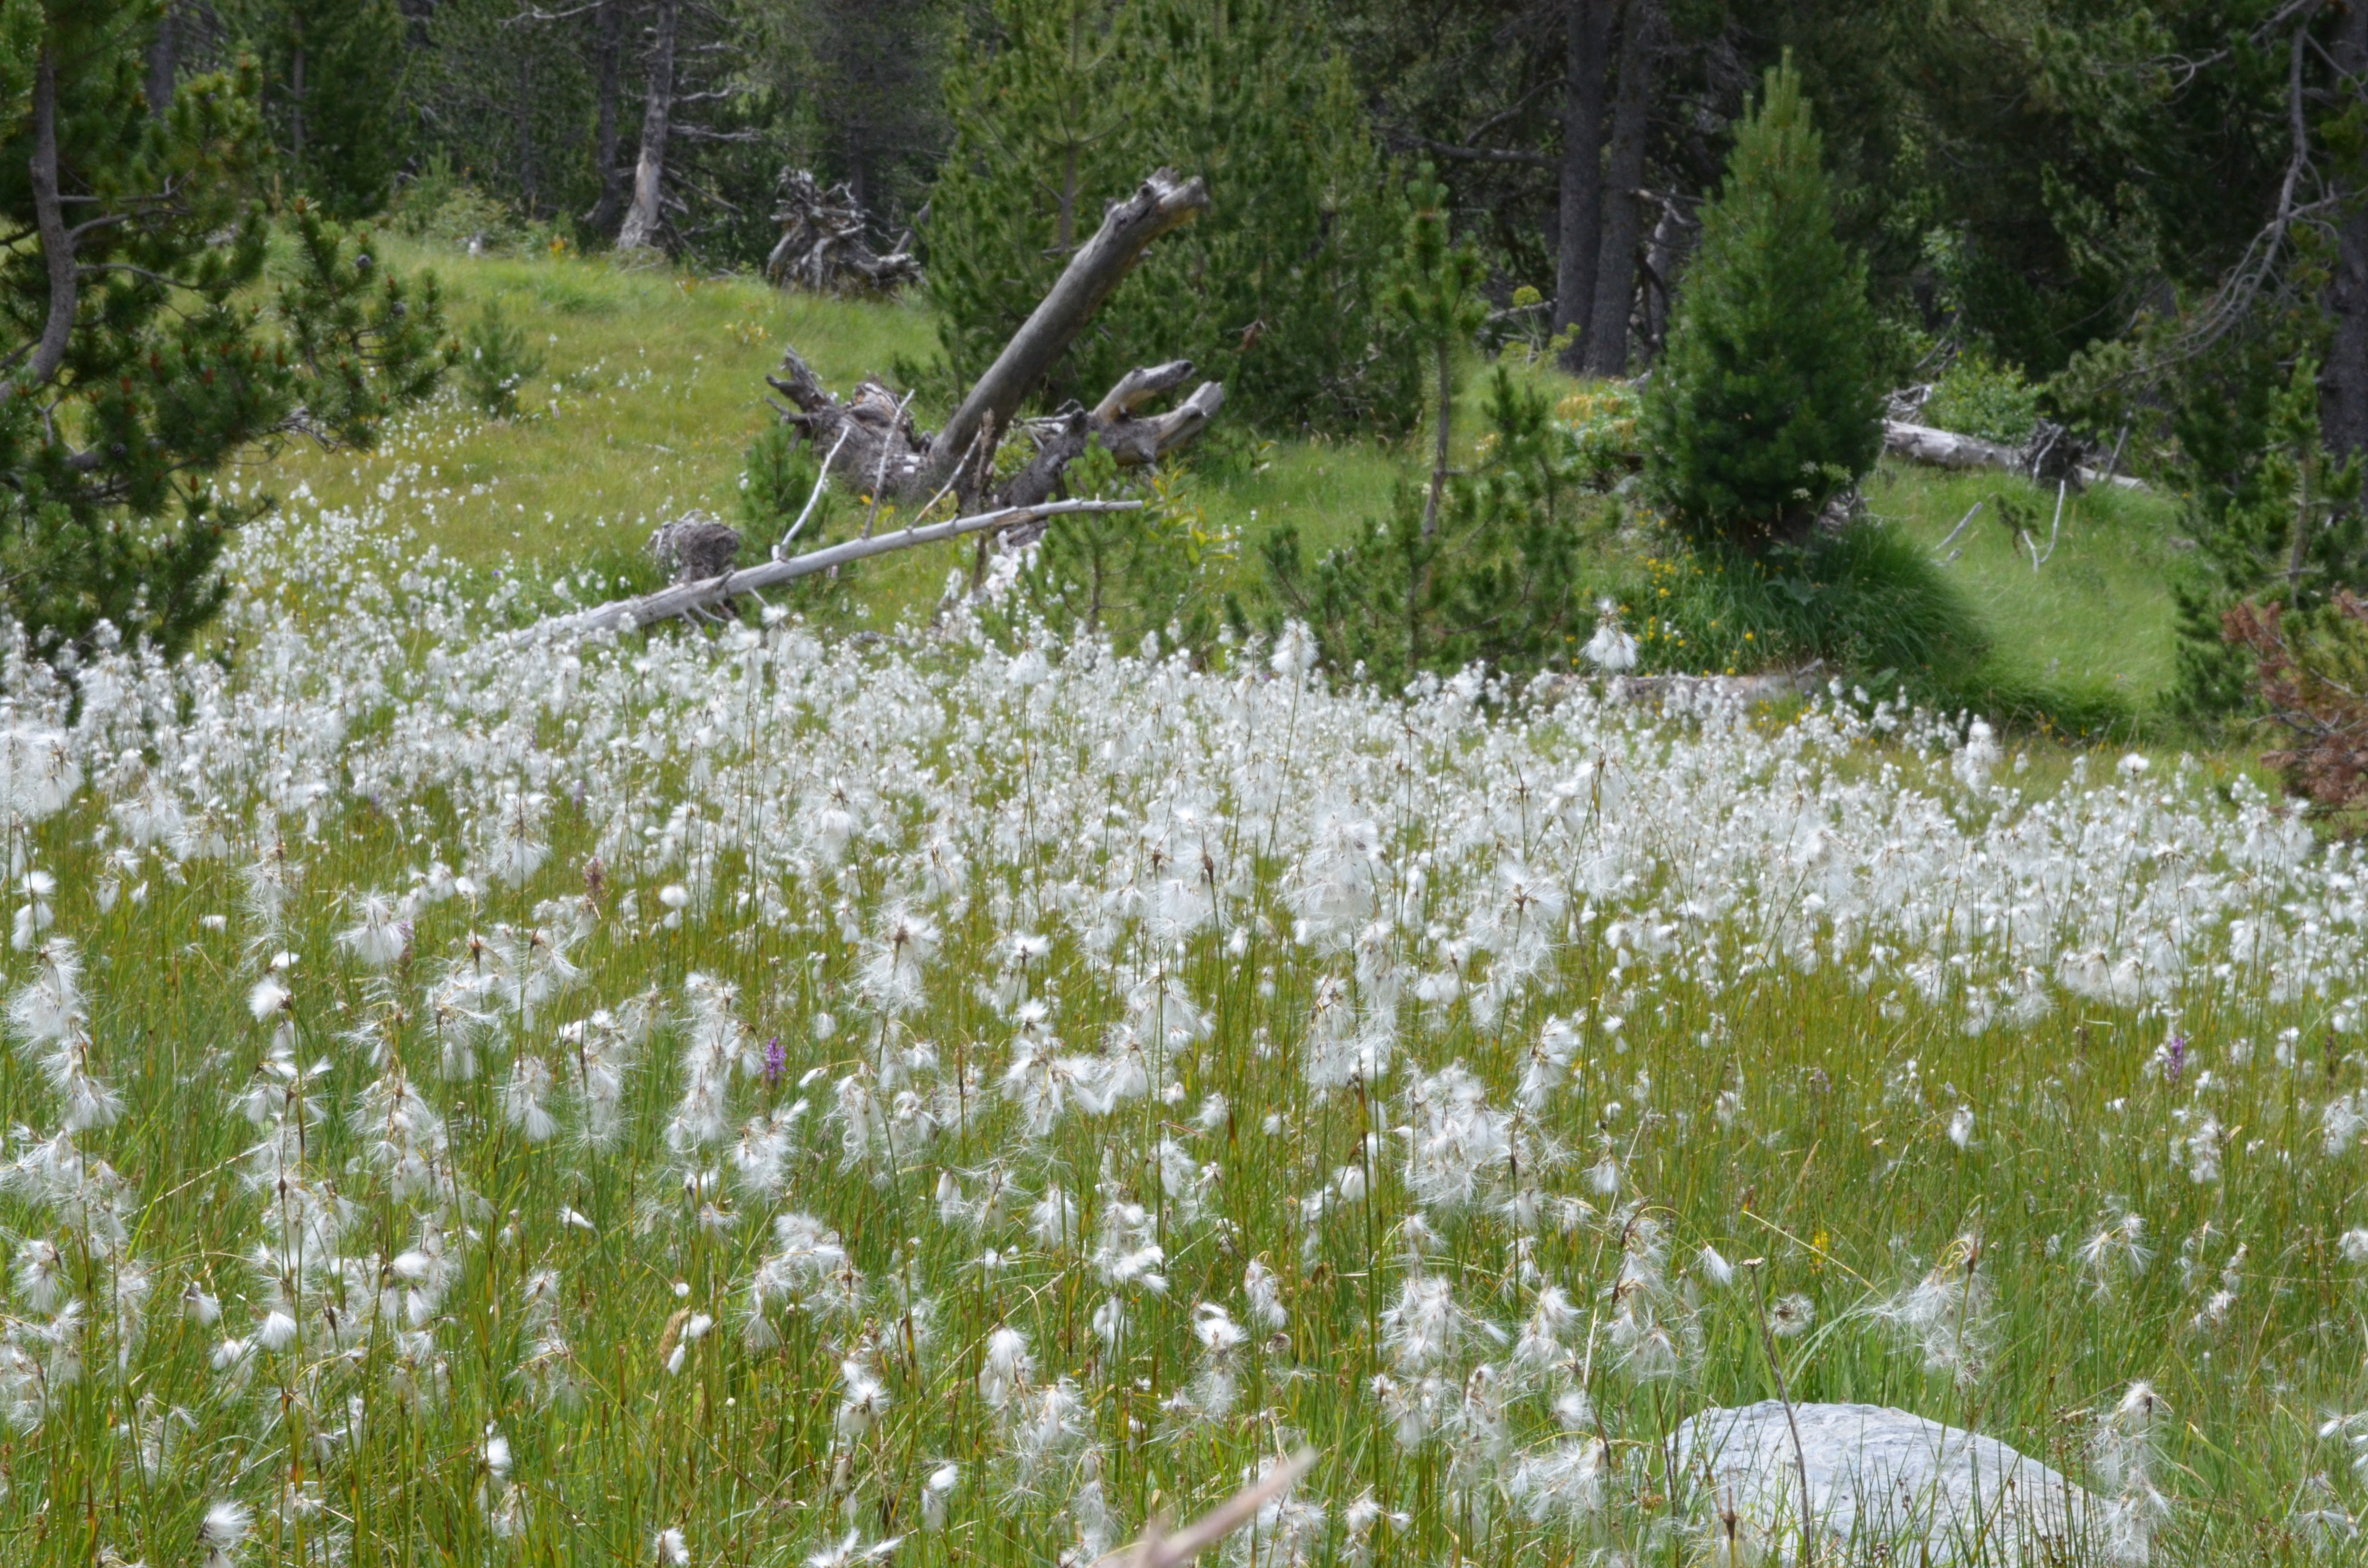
[
  {"x1": 0, "y1": 240, "x2": 2348, "y2": 1567},
  {"x1": 1862, "y1": 462, "x2": 2186, "y2": 733},
  {"x1": 270, "y1": 239, "x2": 2192, "y2": 732},
  {"x1": 268, "y1": 240, "x2": 939, "y2": 592}
]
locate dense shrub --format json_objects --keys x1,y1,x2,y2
[
  {"x1": 1923, "y1": 353, "x2": 2042, "y2": 446},
  {"x1": 1642, "y1": 60, "x2": 1881, "y2": 551},
  {"x1": 926, "y1": 0, "x2": 1414, "y2": 435}
]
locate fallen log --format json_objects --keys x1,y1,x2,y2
[
  {"x1": 1883, "y1": 419, "x2": 2020, "y2": 473},
  {"x1": 1883, "y1": 418, "x2": 2146, "y2": 491},
  {"x1": 999, "y1": 366, "x2": 1227, "y2": 513},
  {"x1": 765, "y1": 170, "x2": 1219, "y2": 512},
  {"x1": 516, "y1": 498, "x2": 1142, "y2": 643},
  {"x1": 1610, "y1": 664, "x2": 1826, "y2": 708},
  {"x1": 1531, "y1": 663, "x2": 1827, "y2": 710}
]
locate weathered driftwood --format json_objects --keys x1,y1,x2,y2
[
  {"x1": 1884, "y1": 418, "x2": 2145, "y2": 492},
  {"x1": 999, "y1": 361, "x2": 1228, "y2": 511},
  {"x1": 519, "y1": 499, "x2": 1141, "y2": 643},
  {"x1": 925, "y1": 169, "x2": 1210, "y2": 495},
  {"x1": 1883, "y1": 419, "x2": 2021, "y2": 473},
  {"x1": 764, "y1": 168, "x2": 922, "y2": 295},
  {"x1": 1531, "y1": 663, "x2": 1827, "y2": 710},
  {"x1": 764, "y1": 170, "x2": 1220, "y2": 514},
  {"x1": 1612, "y1": 665, "x2": 1827, "y2": 707}
]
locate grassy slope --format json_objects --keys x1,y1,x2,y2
[
  {"x1": 1861, "y1": 462, "x2": 2184, "y2": 728},
  {"x1": 284, "y1": 241, "x2": 2190, "y2": 722}
]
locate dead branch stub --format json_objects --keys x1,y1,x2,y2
[
  {"x1": 762, "y1": 169, "x2": 1223, "y2": 523},
  {"x1": 765, "y1": 168, "x2": 922, "y2": 295}
]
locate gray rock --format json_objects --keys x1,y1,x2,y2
[
  {"x1": 648, "y1": 514, "x2": 742, "y2": 584},
  {"x1": 1672, "y1": 1401, "x2": 2098, "y2": 1565}
]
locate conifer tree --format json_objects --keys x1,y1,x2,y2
[
  {"x1": 228, "y1": 0, "x2": 409, "y2": 217},
  {"x1": 928, "y1": 0, "x2": 1146, "y2": 411},
  {"x1": 0, "y1": 6, "x2": 452, "y2": 661},
  {"x1": 1260, "y1": 178, "x2": 1582, "y2": 689},
  {"x1": 1389, "y1": 163, "x2": 1487, "y2": 540},
  {"x1": 2171, "y1": 353, "x2": 2367, "y2": 718},
  {"x1": 927, "y1": 0, "x2": 1408, "y2": 433},
  {"x1": 1642, "y1": 58, "x2": 1879, "y2": 552}
]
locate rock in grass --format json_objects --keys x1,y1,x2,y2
[
  {"x1": 648, "y1": 514, "x2": 742, "y2": 584},
  {"x1": 1672, "y1": 1401, "x2": 2097, "y2": 1564}
]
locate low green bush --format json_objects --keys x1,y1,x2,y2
[{"x1": 1924, "y1": 353, "x2": 2042, "y2": 446}]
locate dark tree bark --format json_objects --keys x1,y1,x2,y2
[
  {"x1": 1554, "y1": 0, "x2": 1608, "y2": 374},
  {"x1": 617, "y1": 0, "x2": 679, "y2": 251},
  {"x1": 2326, "y1": 1, "x2": 2368, "y2": 463},
  {"x1": 1583, "y1": 0, "x2": 1659, "y2": 377},
  {"x1": 584, "y1": 0, "x2": 628, "y2": 236},
  {"x1": 516, "y1": 50, "x2": 536, "y2": 216},
  {"x1": 146, "y1": 4, "x2": 177, "y2": 117}
]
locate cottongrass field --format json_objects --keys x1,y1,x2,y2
[{"x1": 8, "y1": 463, "x2": 2368, "y2": 1567}]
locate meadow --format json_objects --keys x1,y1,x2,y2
[
  {"x1": 0, "y1": 248, "x2": 2356, "y2": 1568},
  {"x1": 271, "y1": 242, "x2": 2185, "y2": 733}
]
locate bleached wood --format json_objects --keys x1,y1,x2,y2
[
  {"x1": 920, "y1": 170, "x2": 1211, "y2": 495},
  {"x1": 518, "y1": 499, "x2": 1141, "y2": 643}
]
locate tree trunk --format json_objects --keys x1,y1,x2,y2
[
  {"x1": 760, "y1": 173, "x2": 1221, "y2": 514},
  {"x1": 146, "y1": 4, "x2": 177, "y2": 117},
  {"x1": 519, "y1": 500, "x2": 1143, "y2": 642},
  {"x1": 1422, "y1": 337, "x2": 1452, "y2": 538},
  {"x1": 2324, "y1": 2, "x2": 2368, "y2": 463},
  {"x1": 585, "y1": 0, "x2": 627, "y2": 235},
  {"x1": 1554, "y1": 0, "x2": 1607, "y2": 374},
  {"x1": 1638, "y1": 188, "x2": 1694, "y2": 359},
  {"x1": 1583, "y1": 0, "x2": 1658, "y2": 378},
  {"x1": 517, "y1": 51, "x2": 536, "y2": 216},
  {"x1": 617, "y1": 0, "x2": 679, "y2": 252},
  {"x1": 289, "y1": 37, "x2": 307, "y2": 167},
  {"x1": 918, "y1": 170, "x2": 1210, "y2": 495}
]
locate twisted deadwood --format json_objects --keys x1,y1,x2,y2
[
  {"x1": 516, "y1": 499, "x2": 1142, "y2": 643},
  {"x1": 763, "y1": 170, "x2": 1221, "y2": 515},
  {"x1": 764, "y1": 169, "x2": 922, "y2": 295}
]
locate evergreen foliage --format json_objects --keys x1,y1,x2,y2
[
  {"x1": 1004, "y1": 445, "x2": 1235, "y2": 655},
  {"x1": 0, "y1": 12, "x2": 451, "y2": 662},
  {"x1": 926, "y1": 0, "x2": 1411, "y2": 435},
  {"x1": 1389, "y1": 163, "x2": 1488, "y2": 541},
  {"x1": 1260, "y1": 366, "x2": 1589, "y2": 690},
  {"x1": 2170, "y1": 354, "x2": 2367, "y2": 718},
  {"x1": 1642, "y1": 61, "x2": 1881, "y2": 552},
  {"x1": 458, "y1": 300, "x2": 546, "y2": 419},
  {"x1": 739, "y1": 420, "x2": 821, "y2": 544},
  {"x1": 228, "y1": 0, "x2": 409, "y2": 217}
]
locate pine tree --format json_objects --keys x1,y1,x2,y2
[
  {"x1": 1390, "y1": 163, "x2": 1487, "y2": 541},
  {"x1": 0, "y1": 7, "x2": 452, "y2": 661},
  {"x1": 1642, "y1": 58, "x2": 1880, "y2": 552},
  {"x1": 927, "y1": 0, "x2": 1407, "y2": 433},
  {"x1": 1258, "y1": 175, "x2": 1583, "y2": 689},
  {"x1": 928, "y1": 0, "x2": 1149, "y2": 410},
  {"x1": 229, "y1": 0, "x2": 409, "y2": 217},
  {"x1": 2171, "y1": 353, "x2": 2367, "y2": 718}
]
